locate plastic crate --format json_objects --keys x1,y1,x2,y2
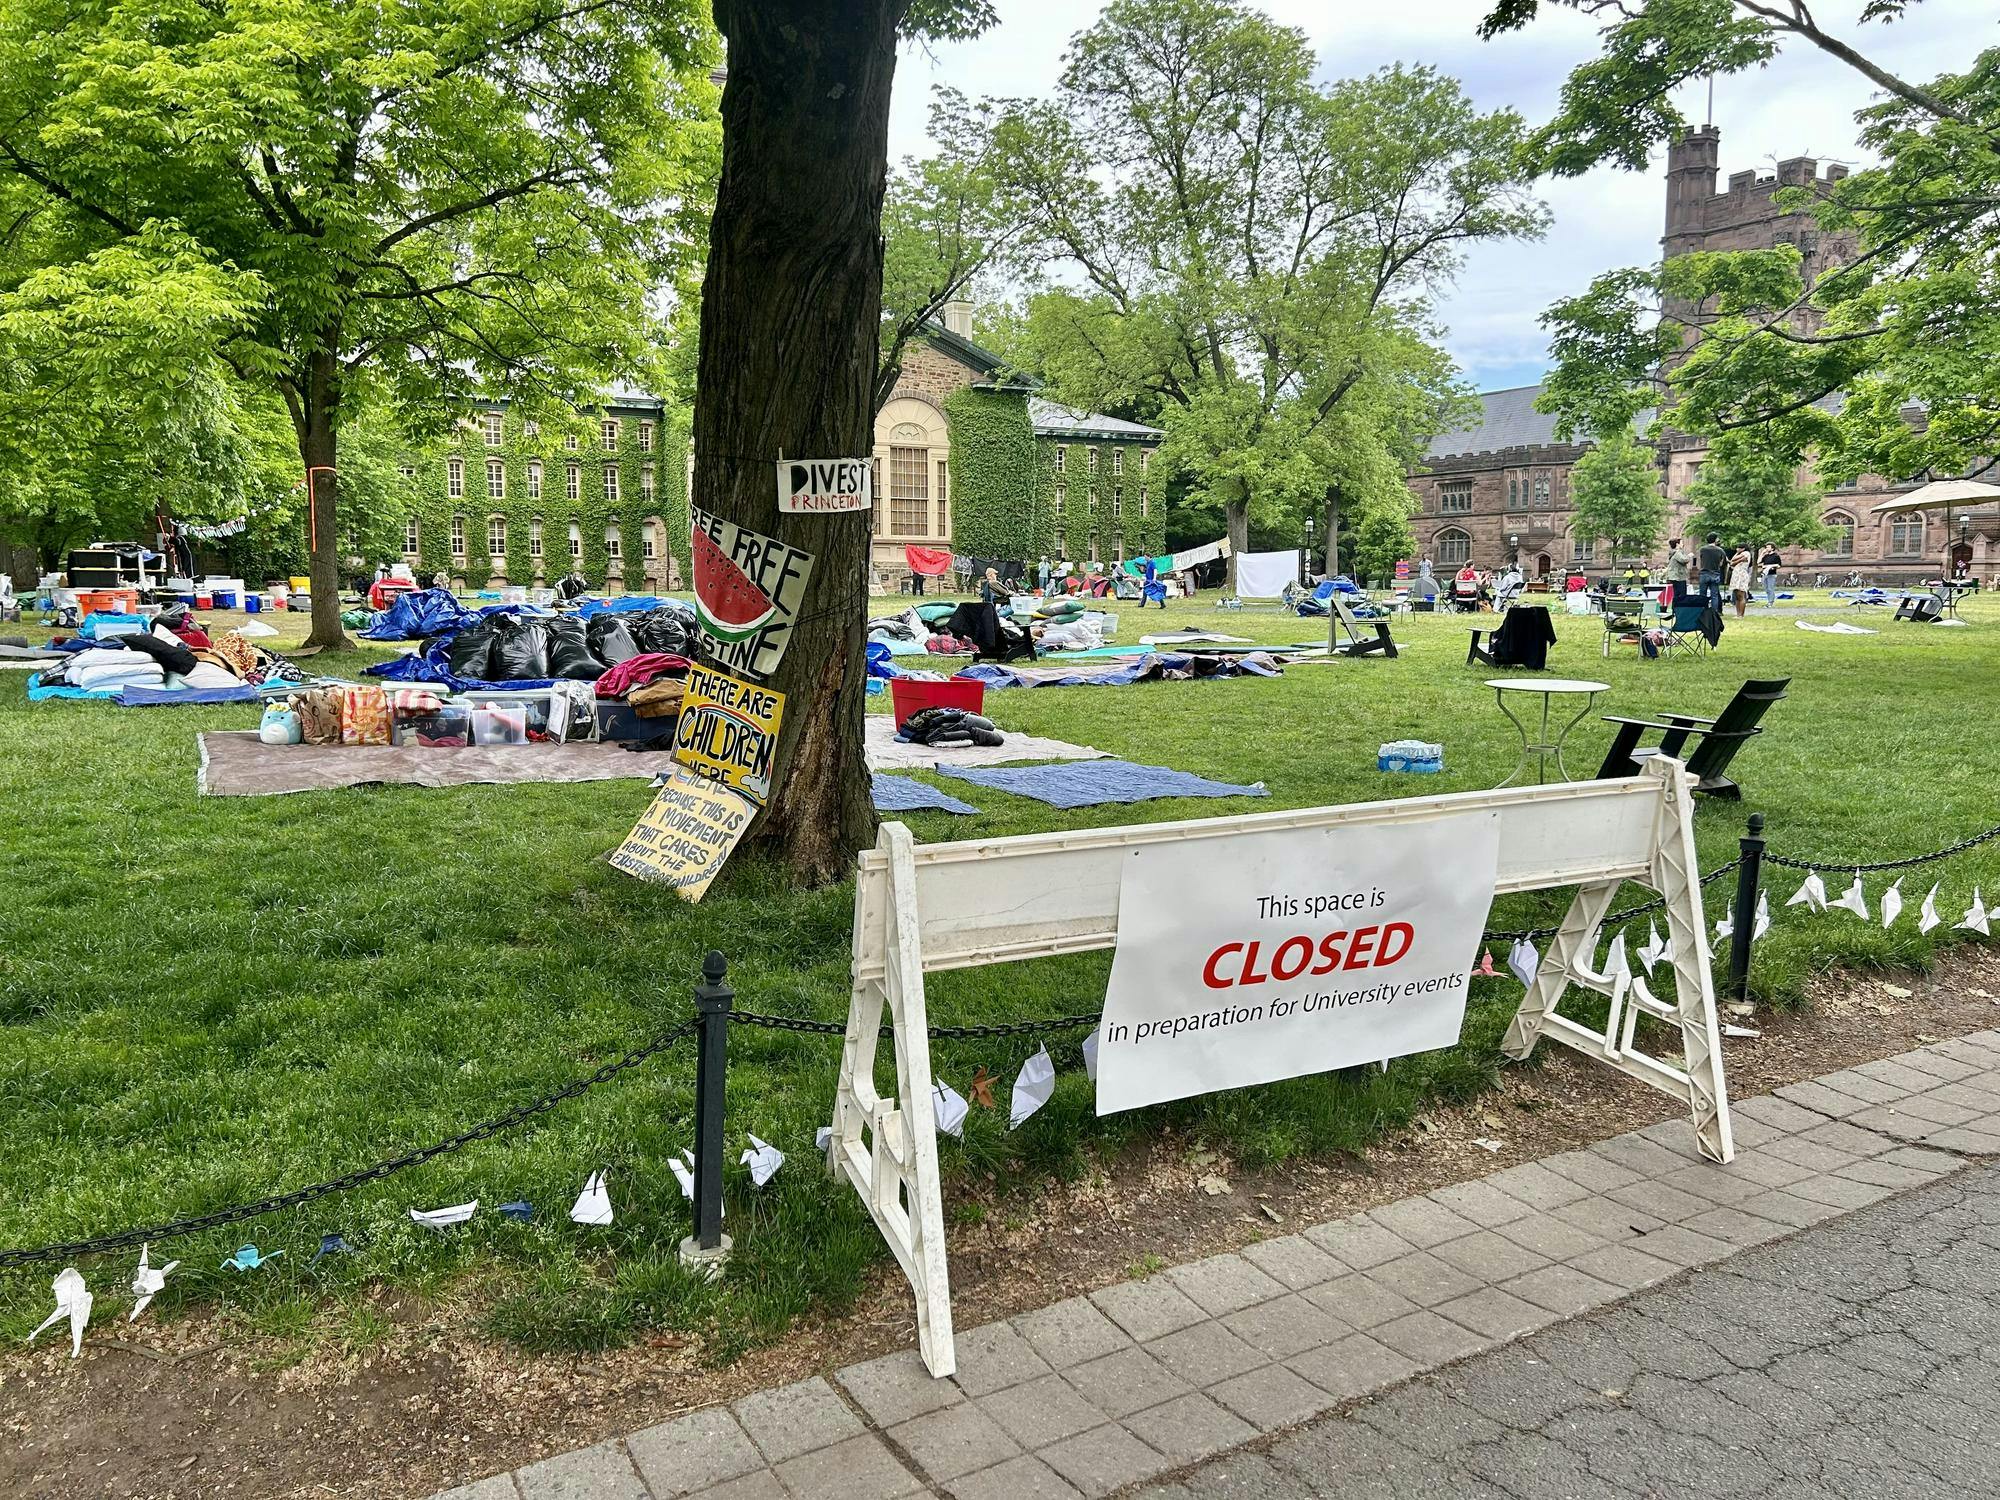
[{"x1": 889, "y1": 676, "x2": 986, "y2": 728}]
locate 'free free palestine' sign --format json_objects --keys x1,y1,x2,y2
[{"x1": 1095, "y1": 813, "x2": 1501, "y2": 1114}]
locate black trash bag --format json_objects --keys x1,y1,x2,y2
[
  {"x1": 631, "y1": 605, "x2": 704, "y2": 658},
  {"x1": 545, "y1": 617, "x2": 606, "y2": 680},
  {"x1": 585, "y1": 613, "x2": 642, "y2": 666},
  {"x1": 445, "y1": 625, "x2": 496, "y2": 681},
  {"x1": 118, "y1": 628, "x2": 198, "y2": 677},
  {"x1": 490, "y1": 618, "x2": 552, "y2": 680}
]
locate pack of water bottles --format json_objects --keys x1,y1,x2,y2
[{"x1": 1377, "y1": 739, "x2": 1444, "y2": 773}]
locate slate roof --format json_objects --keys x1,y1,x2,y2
[
  {"x1": 1425, "y1": 383, "x2": 1654, "y2": 460},
  {"x1": 1027, "y1": 397, "x2": 1165, "y2": 442}
]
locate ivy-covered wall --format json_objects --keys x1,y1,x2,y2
[
  {"x1": 401, "y1": 400, "x2": 692, "y2": 593},
  {"x1": 940, "y1": 386, "x2": 1166, "y2": 568}
]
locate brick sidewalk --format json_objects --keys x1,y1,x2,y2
[{"x1": 433, "y1": 1030, "x2": 2000, "y2": 1500}]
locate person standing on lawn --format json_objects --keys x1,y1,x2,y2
[
  {"x1": 1760, "y1": 544, "x2": 1783, "y2": 606},
  {"x1": 1727, "y1": 546, "x2": 1753, "y2": 619},
  {"x1": 1697, "y1": 532, "x2": 1727, "y2": 607}
]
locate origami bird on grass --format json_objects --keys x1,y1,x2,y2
[
  {"x1": 28, "y1": 1268, "x2": 91, "y2": 1357},
  {"x1": 129, "y1": 1245, "x2": 179, "y2": 1320}
]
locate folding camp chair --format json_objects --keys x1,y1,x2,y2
[
  {"x1": 1330, "y1": 596, "x2": 1398, "y2": 658},
  {"x1": 1594, "y1": 677, "x2": 1790, "y2": 799}
]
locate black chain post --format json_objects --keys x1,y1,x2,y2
[
  {"x1": 1727, "y1": 813, "x2": 1766, "y2": 1009},
  {"x1": 692, "y1": 950, "x2": 732, "y2": 1253}
]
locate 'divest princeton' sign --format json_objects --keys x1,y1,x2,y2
[{"x1": 776, "y1": 458, "x2": 872, "y2": 514}]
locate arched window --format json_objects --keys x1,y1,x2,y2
[
  {"x1": 486, "y1": 459, "x2": 505, "y2": 500},
  {"x1": 1825, "y1": 511, "x2": 1856, "y2": 557},
  {"x1": 487, "y1": 514, "x2": 506, "y2": 557},
  {"x1": 567, "y1": 521, "x2": 582, "y2": 560},
  {"x1": 526, "y1": 460, "x2": 542, "y2": 499},
  {"x1": 565, "y1": 463, "x2": 580, "y2": 501},
  {"x1": 641, "y1": 466, "x2": 656, "y2": 502},
  {"x1": 450, "y1": 514, "x2": 466, "y2": 558},
  {"x1": 873, "y1": 400, "x2": 950, "y2": 540},
  {"x1": 642, "y1": 520, "x2": 659, "y2": 560},
  {"x1": 530, "y1": 516, "x2": 544, "y2": 558},
  {"x1": 1889, "y1": 511, "x2": 1926, "y2": 555},
  {"x1": 446, "y1": 457, "x2": 464, "y2": 499},
  {"x1": 1434, "y1": 527, "x2": 1472, "y2": 567},
  {"x1": 604, "y1": 519, "x2": 622, "y2": 561},
  {"x1": 603, "y1": 464, "x2": 620, "y2": 504}
]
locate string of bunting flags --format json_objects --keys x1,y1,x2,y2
[{"x1": 16, "y1": 819, "x2": 2000, "y2": 1360}]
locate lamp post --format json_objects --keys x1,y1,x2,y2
[
  {"x1": 1302, "y1": 513, "x2": 1316, "y2": 588},
  {"x1": 1960, "y1": 514, "x2": 1972, "y2": 580}
]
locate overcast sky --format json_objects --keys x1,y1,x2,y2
[{"x1": 885, "y1": 0, "x2": 1988, "y2": 394}]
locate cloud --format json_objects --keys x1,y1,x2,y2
[{"x1": 890, "y1": 1, "x2": 1990, "y2": 391}]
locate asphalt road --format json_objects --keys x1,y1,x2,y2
[{"x1": 1140, "y1": 1165, "x2": 2000, "y2": 1500}]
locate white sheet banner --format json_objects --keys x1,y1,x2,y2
[
  {"x1": 1234, "y1": 550, "x2": 1297, "y2": 599},
  {"x1": 1096, "y1": 811, "x2": 1502, "y2": 1114}
]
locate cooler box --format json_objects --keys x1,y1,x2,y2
[
  {"x1": 212, "y1": 590, "x2": 238, "y2": 609},
  {"x1": 289, "y1": 576, "x2": 310, "y2": 593},
  {"x1": 75, "y1": 588, "x2": 139, "y2": 616},
  {"x1": 890, "y1": 676, "x2": 986, "y2": 728},
  {"x1": 244, "y1": 595, "x2": 262, "y2": 614}
]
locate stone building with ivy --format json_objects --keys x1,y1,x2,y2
[
  {"x1": 870, "y1": 303, "x2": 1166, "y2": 590},
  {"x1": 401, "y1": 305, "x2": 1164, "y2": 597},
  {"x1": 396, "y1": 388, "x2": 693, "y2": 594}
]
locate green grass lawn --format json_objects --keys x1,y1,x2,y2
[{"x1": 2, "y1": 588, "x2": 1996, "y2": 1357}]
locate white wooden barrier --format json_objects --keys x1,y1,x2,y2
[{"x1": 826, "y1": 757, "x2": 1731, "y2": 1377}]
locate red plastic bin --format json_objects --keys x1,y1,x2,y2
[{"x1": 889, "y1": 676, "x2": 986, "y2": 729}]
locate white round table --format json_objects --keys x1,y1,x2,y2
[{"x1": 1486, "y1": 678, "x2": 1610, "y2": 786}]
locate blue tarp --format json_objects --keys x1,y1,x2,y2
[
  {"x1": 361, "y1": 590, "x2": 548, "y2": 640},
  {"x1": 362, "y1": 642, "x2": 560, "y2": 695},
  {"x1": 932, "y1": 759, "x2": 1268, "y2": 810},
  {"x1": 26, "y1": 672, "x2": 117, "y2": 702},
  {"x1": 870, "y1": 773, "x2": 981, "y2": 815},
  {"x1": 577, "y1": 594, "x2": 681, "y2": 616},
  {"x1": 119, "y1": 683, "x2": 273, "y2": 706}
]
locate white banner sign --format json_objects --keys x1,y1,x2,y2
[
  {"x1": 1095, "y1": 812, "x2": 1501, "y2": 1113},
  {"x1": 777, "y1": 458, "x2": 872, "y2": 514}
]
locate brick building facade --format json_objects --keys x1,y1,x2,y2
[{"x1": 1409, "y1": 128, "x2": 1998, "y2": 583}]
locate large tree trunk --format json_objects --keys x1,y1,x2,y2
[
  {"x1": 1225, "y1": 492, "x2": 1249, "y2": 593},
  {"x1": 300, "y1": 347, "x2": 350, "y2": 650},
  {"x1": 695, "y1": 0, "x2": 897, "y2": 885}
]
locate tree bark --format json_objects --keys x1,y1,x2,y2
[
  {"x1": 695, "y1": 0, "x2": 898, "y2": 885},
  {"x1": 299, "y1": 345, "x2": 350, "y2": 650},
  {"x1": 1225, "y1": 491, "x2": 1249, "y2": 592}
]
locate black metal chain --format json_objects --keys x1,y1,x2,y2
[
  {"x1": 729, "y1": 1009, "x2": 1101, "y2": 1040},
  {"x1": 1761, "y1": 821, "x2": 2000, "y2": 874},
  {"x1": 0, "y1": 1016, "x2": 701, "y2": 1270},
  {"x1": 1482, "y1": 858, "x2": 1742, "y2": 944}
]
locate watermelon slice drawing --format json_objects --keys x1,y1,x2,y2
[{"x1": 693, "y1": 523, "x2": 777, "y2": 642}]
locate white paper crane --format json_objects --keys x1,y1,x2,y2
[
  {"x1": 1010, "y1": 1046, "x2": 1056, "y2": 1128},
  {"x1": 932, "y1": 1082, "x2": 969, "y2": 1140},
  {"x1": 668, "y1": 1149, "x2": 723, "y2": 1217},
  {"x1": 1880, "y1": 878, "x2": 1904, "y2": 930},
  {"x1": 1712, "y1": 913, "x2": 1733, "y2": 949},
  {"x1": 1919, "y1": 884, "x2": 1942, "y2": 934},
  {"x1": 409, "y1": 1200, "x2": 478, "y2": 1230},
  {"x1": 129, "y1": 1245, "x2": 178, "y2": 1322},
  {"x1": 1507, "y1": 938, "x2": 1540, "y2": 989},
  {"x1": 570, "y1": 1170, "x2": 613, "y2": 1226},
  {"x1": 1960, "y1": 888, "x2": 1990, "y2": 937},
  {"x1": 1081, "y1": 1028, "x2": 1100, "y2": 1082},
  {"x1": 1828, "y1": 873, "x2": 1870, "y2": 920},
  {"x1": 1787, "y1": 871, "x2": 1827, "y2": 912},
  {"x1": 740, "y1": 1134, "x2": 785, "y2": 1187},
  {"x1": 1754, "y1": 891, "x2": 1771, "y2": 942},
  {"x1": 28, "y1": 1268, "x2": 91, "y2": 1358},
  {"x1": 814, "y1": 1125, "x2": 833, "y2": 1153},
  {"x1": 1637, "y1": 921, "x2": 1665, "y2": 975}
]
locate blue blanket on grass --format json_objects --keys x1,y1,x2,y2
[
  {"x1": 932, "y1": 759, "x2": 1267, "y2": 809},
  {"x1": 870, "y1": 773, "x2": 981, "y2": 815}
]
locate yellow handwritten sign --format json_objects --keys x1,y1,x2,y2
[
  {"x1": 671, "y1": 663, "x2": 786, "y2": 805},
  {"x1": 608, "y1": 764, "x2": 757, "y2": 902}
]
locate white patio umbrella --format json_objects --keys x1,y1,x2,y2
[{"x1": 1871, "y1": 480, "x2": 2000, "y2": 581}]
